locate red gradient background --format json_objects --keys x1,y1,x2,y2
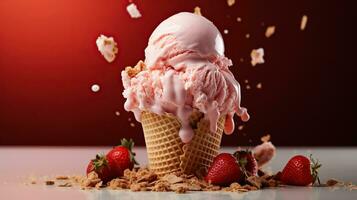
[{"x1": 0, "y1": 0, "x2": 353, "y2": 146}]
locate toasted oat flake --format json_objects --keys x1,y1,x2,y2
[
  {"x1": 246, "y1": 85, "x2": 251, "y2": 90},
  {"x1": 240, "y1": 58, "x2": 244, "y2": 62},
  {"x1": 245, "y1": 34, "x2": 250, "y2": 38},
  {"x1": 194, "y1": 6, "x2": 202, "y2": 16},
  {"x1": 237, "y1": 17, "x2": 242, "y2": 22},
  {"x1": 224, "y1": 29, "x2": 229, "y2": 34},
  {"x1": 162, "y1": 174, "x2": 183, "y2": 184},
  {"x1": 300, "y1": 15, "x2": 308, "y2": 30},
  {"x1": 250, "y1": 48, "x2": 265, "y2": 66},
  {"x1": 130, "y1": 123, "x2": 135, "y2": 127},
  {"x1": 115, "y1": 111, "x2": 120, "y2": 116},
  {"x1": 126, "y1": 3, "x2": 142, "y2": 19},
  {"x1": 96, "y1": 34, "x2": 118, "y2": 63},
  {"x1": 265, "y1": 26, "x2": 275, "y2": 38},
  {"x1": 238, "y1": 125, "x2": 244, "y2": 130},
  {"x1": 227, "y1": 0, "x2": 235, "y2": 6}
]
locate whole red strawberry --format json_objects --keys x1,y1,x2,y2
[
  {"x1": 233, "y1": 150, "x2": 258, "y2": 177},
  {"x1": 86, "y1": 154, "x2": 113, "y2": 183},
  {"x1": 106, "y1": 138, "x2": 138, "y2": 177},
  {"x1": 205, "y1": 153, "x2": 243, "y2": 186},
  {"x1": 280, "y1": 154, "x2": 321, "y2": 186}
]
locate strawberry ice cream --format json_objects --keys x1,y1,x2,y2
[{"x1": 122, "y1": 12, "x2": 249, "y2": 143}]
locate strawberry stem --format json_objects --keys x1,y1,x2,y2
[
  {"x1": 92, "y1": 154, "x2": 108, "y2": 171},
  {"x1": 119, "y1": 138, "x2": 139, "y2": 165},
  {"x1": 310, "y1": 154, "x2": 321, "y2": 185}
]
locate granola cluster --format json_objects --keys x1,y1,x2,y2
[
  {"x1": 74, "y1": 167, "x2": 279, "y2": 193},
  {"x1": 27, "y1": 169, "x2": 357, "y2": 193}
]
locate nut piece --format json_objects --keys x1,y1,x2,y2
[
  {"x1": 193, "y1": 6, "x2": 202, "y2": 16},
  {"x1": 55, "y1": 176, "x2": 69, "y2": 180},
  {"x1": 265, "y1": 26, "x2": 276, "y2": 38},
  {"x1": 125, "y1": 61, "x2": 146, "y2": 78},
  {"x1": 45, "y1": 180, "x2": 55, "y2": 185},
  {"x1": 250, "y1": 48, "x2": 265, "y2": 66},
  {"x1": 227, "y1": 0, "x2": 235, "y2": 7},
  {"x1": 300, "y1": 15, "x2": 308, "y2": 30}
]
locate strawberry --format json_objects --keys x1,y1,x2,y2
[
  {"x1": 280, "y1": 154, "x2": 321, "y2": 186},
  {"x1": 106, "y1": 138, "x2": 138, "y2": 177},
  {"x1": 205, "y1": 153, "x2": 243, "y2": 186},
  {"x1": 233, "y1": 150, "x2": 258, "y2": 178},
  {"x1": 86, "y1": 154, "x2": 113, "y2": 183}
]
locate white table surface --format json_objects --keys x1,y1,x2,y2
[{"x1": 1, "y1": 147, "x2": 356, "y2": 200}]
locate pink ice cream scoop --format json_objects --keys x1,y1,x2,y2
[{"x1": 122, "y1": 12, "x2": 249, "y2": 143}]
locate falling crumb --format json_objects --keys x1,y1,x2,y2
[
  {"x1": 248, "y1": 139, "x2": 253, "y2": 143},
  {"x1": 91, "y1": 84, "x2": 100, "y2": 93},
  {"x1": 237, "y1": 17, "x2": 242, "y2": 22},
  {"x1": 265, "y1": 26, "x2": 275, "y2": 38},
  {"x1": 227, "y1": 0, "x2": 235, "y2": 6},
  {"x1": 128, "y1": 117, "x2": 132, "y2": 121},
  {"x1": 115, "y1": 111, "x2": 120, "y2": 116},
  {"x1": 242, "y1": 132, "x2": 247, "y2": 136},
  {"x1": 223, "y1": 29, "x2": 229, "y2": 34},
  {"x1": 193, "y1": 6, "x2": 202, "y2": 16},
  {"x1": 240, "y1": 58, "x2": 244, "y2": 62},
  {"x1": 300, "y1": 15, "x2": 308, "y2": 30},
  {"x1": 126, "y1": 3, "x2": 142, "y2": 19},
  {"x1": 256, "y1": 83, "x2": 262, "y2": 89},
  {"x1": 96, "y1": 35, "x2": 118, "y2": 63},
  {"x1": 130, "y1": 123, "x2": 135, "y2": 127},
  {"x1": 244, "y1": 79, "x2": 249, "y2": 83},
  {"x1": 246, "y1": 85, "x2": 251, "y2": 90},
  {"x1": 238, "y1": 125, "x2": 244, "y2": 130},
  {"x1": 245, "y1": 34, "x2": 250, "y2": 38},
  {"x1": 250, "y1": 48, "x2": 265, "y2": 66}
]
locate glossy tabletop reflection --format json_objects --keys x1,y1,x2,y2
[{"x1": 1, "y1": 147, "x2": 356, "y2": 200}]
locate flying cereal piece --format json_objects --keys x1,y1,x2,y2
[
  {"x1": 193, "y1": 6, "x2": 202, "y2": 16},
  {"x1": 126, "y1": 3, "x2": 142, "y2": 19},
  {"x1": 227, "y1": 0, "x2": 235, "y2": 7},
  {"x1": 96, "y1": 35, "x2": 118, "y2": 63},
  {"x1": 256, "y1": 83, "x2": 262, "y2": 89},
  {"x1": 265, "y1": 26, "x2": 275, "y2": 38},
  {"x1": 223, "y1": 29, "x2": 229, "y2": 34},
  {"x1": 300, "y1": 15, "x2": 308, "y2": 30},
  {"x1": 250, "y1": 48, "x2": 265, "y2": 66}
]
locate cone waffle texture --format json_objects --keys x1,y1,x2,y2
[{"x1": 141, "y1": 111, "x2": 225, "y2": 176}]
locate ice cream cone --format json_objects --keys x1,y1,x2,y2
[{"x1": 141, "y1": 111, "x2": 225, "y2": 176}]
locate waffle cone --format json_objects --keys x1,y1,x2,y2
[{"x1": 141, "y1": 111, "x2": 225, "y2": 176}]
